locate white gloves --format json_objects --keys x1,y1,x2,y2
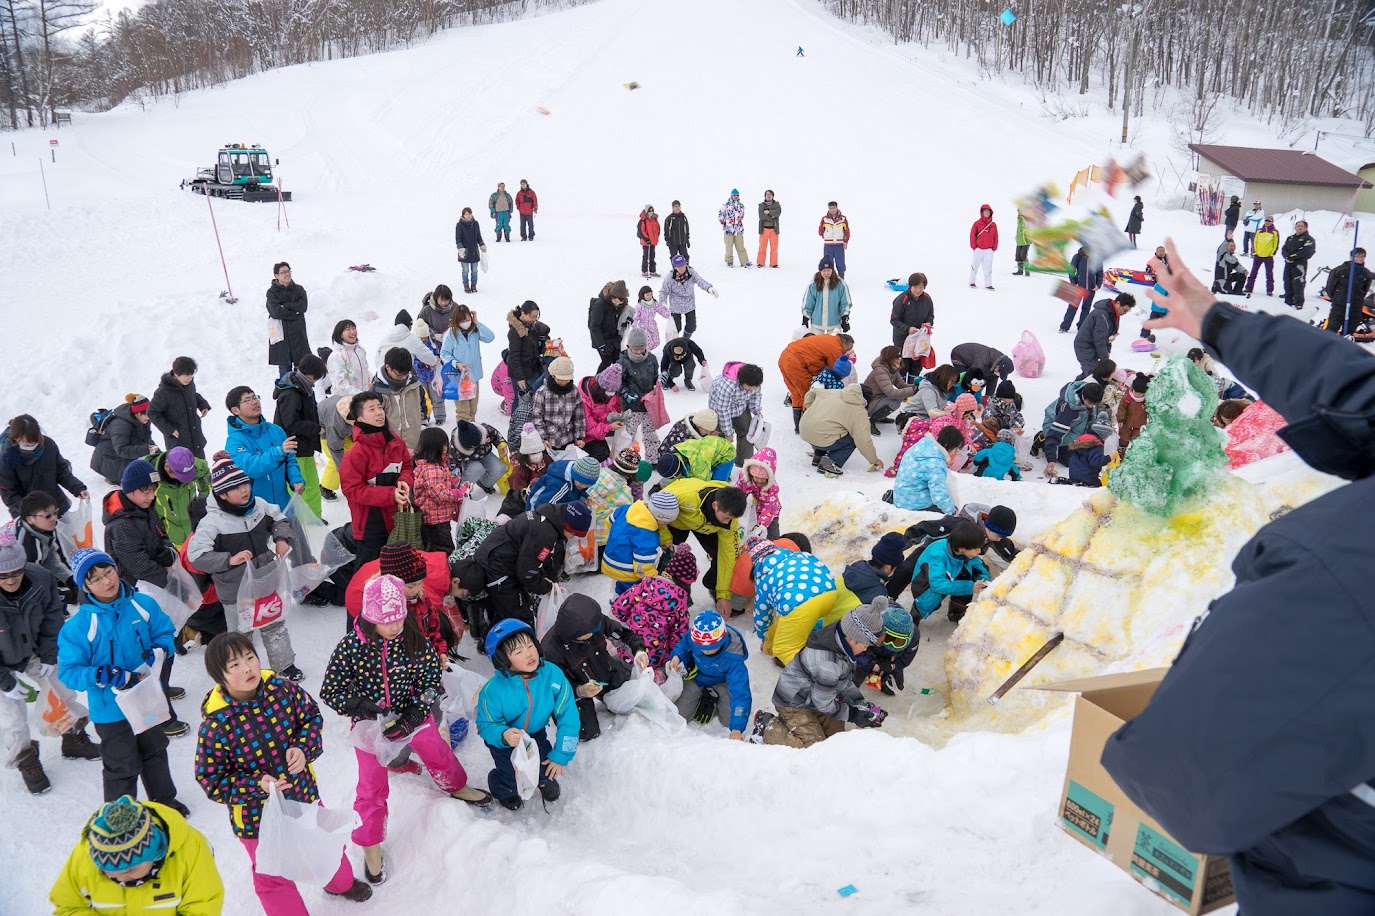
[
  {"x1": 33, "y1": 663, "x2": 55, "y2": 678},
  {"x1": 709, "y1": 287, "x2": 720, "y2": 298}
]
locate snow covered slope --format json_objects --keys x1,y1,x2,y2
[{"x1": 6, "y1": 0, "x2": 1360, "y2": 909}]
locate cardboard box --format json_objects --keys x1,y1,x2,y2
[{"x1": 1033, "y1": 669, "x2": 1235, "y2": 915}]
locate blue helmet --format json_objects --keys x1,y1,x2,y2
[{"x1": 485, "y1": 619, "x2": 537, "y2": 670}]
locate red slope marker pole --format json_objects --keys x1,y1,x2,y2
[
  {"x1": 205, "y1": 192, "x2": 236, "y2": 303},
  {"x1": 38, "y1": 157, "x2": 50, "y2": 210}
]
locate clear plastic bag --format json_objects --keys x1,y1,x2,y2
[
  {"x1": 350, "y1": 718, "x2": 412, "y2": 767},
  {"x1": 513, "y1": 733, "x2": 541, "y2": 800},
  {"x1": 659, "y1": 666, "x2": 684, "y2": 703},
  {"x1": 16, "y1": 671, "x2": 89, "y2": 737},
  {"x1": 137, "y1": 562, "x2": 204, "y2": 633},
  {"x1": 440, "y1": 666, "x2": 488, "y2": 724},
  {"x1": 284, "y1": 494, "x2": 354, "y2": 574},
  {"x1": 535, "y1": 583, "x2": 566, "y2": 640},
  {"x1": 114, "y1": 648, "x2": 170, "y2": 735},
  {"x1": 563, "y1": 530, "x2": 597, "y2": 576},
  {"x1": 255, "y1": 784, "x2": 359, "y2": 885},
  {"x1": 901, "y1": 329, "x2": 932, "y2": 360},
  {"x1": 601, "y1": 667, "x2": 651, "y2": 714},
  {"x1": 236, "y1": 557, "x2": 291, "y2": 631},
  {"x1": 456, "y1": 488, "x2": 494, "y2": 529}
]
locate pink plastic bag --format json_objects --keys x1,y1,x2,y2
[
  {"x1": 489, "y1": 361, "x2": 514, "y2": 413},
  {"x1": 1223, "y1": 400, "x2": 1290, "y2": 468},
  {"x1": 1011, "y1": 330, "x2": 1045, "y2": 378}
]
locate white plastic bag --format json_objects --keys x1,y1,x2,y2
[
  {"x1": 137, "y1": 562, "x2": 204, "y2": 633},
  {"x1": 114, "y1": 649, "x2": 170, "y2": 735},
  {"x1": 901, "y1": 329, "x2": 932, "y2": 360},
  {"x1": 552, "y1": 445, "x2": 586, "y2": 464},
  {"x1": 563, "y1": 530, "x2": 597, "y2": 576},
  {"x1": 349, "y1": 719, "x2": 412, "y2": 767},
  {"x1": 630, "y1": 676, "x2": 687, "y2": 733},
  {"x1": 56, "y1": 496, "x2": 93, "y2": 553},
  {"x1": 738, "y1": 496, "x2": 759, "y2": 539},
  {"x1": 255, "y1": 784, "x2": 359, "y2": 885},
  {"x1": 698, "y1": 364, "x2": 713, "y2": 385},
  {"x1": 747, "y1": 416, "x2": 771, "y2": 449},
  {"x1": 16, "y1": 671, "x2": 89, "y2": 737},
  {"x1": 601, "y1": 666, "x2": 652, "y2": 714},
  {"x1": 440, "y1": 666, "x2": 488, "y2": 723},
  {"x1": 456, "y1": 489, "x2": 494, "y2": 529},
  {"x1": 513, "y1": 733, "x2": 541, "y2": 800},
  {"x1": 535, "y1": 583, "x2": 566, "y2": 641},
  {"x1": 659, "y1": 666, "x2": 684, "y2": 703},
  {"x1": 480, "y1": 249, "x2": 490, "y2": 274},
  {"x1": 237, "y1": 557, "x2": 291, "y2": 631}
]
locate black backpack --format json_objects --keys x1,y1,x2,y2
[{"x1": 85, "y1": 408, "x2": 116, "y2": 447}]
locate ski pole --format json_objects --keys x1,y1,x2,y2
[
  {"x1": 205, "y1": 192, "x2": 237, "y2": 304},
  {"x1": 1344, "y1": 221, "x2": 1361, "y2": 336},
  {"x1": 279, "y1": 180, "x2": 290, "y2": 230}
]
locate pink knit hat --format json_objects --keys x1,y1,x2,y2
[
  {"x1": 954, "y1": 393, "x2": 978, "y2": 416},
  {"x1": 361, "y1": 574, "x2": 408, "y2": 625}
]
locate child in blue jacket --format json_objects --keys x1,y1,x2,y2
[
  {"x1": 973, "y1": 428, "x2": 1022, "y2": 481},
  {"x1": 476, "y1": 620, "x2": 580, "y2": 810},
  {"x1": 909, "y1": 521, "x2": 990, "y2": 622},
  {"x1": 667, "y1": 611, "x2": 752, "y2": 739},
  {"x1": 57, "y1": 548, "x2": 187, "y2": 812},
  {"x1": 811, "y1": 356, "x2": 852, "y2": 391}
]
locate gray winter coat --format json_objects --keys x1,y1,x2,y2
[
  {"x1": 758, "y1": 199, "x2": 782, "y2": 234},
  {"x1": 911, "y1": 379, "x2": 949, "y2": 420},
  {"x1": 15, "y1": 520, "x2": 72, "y2": 589},
  {"x1": 771, "y1": 623, "x2": 865, "y2": 720},
  {"x1": 89, "y1": 404, "x2": 153, "y2": 484},
  {"x1": 658, "y1": 267, "x2": 714, "y2": 315},
  {"x1": 320, "y1": 393, "x2": 354, "y2": 472},
  {"x1": 186, "y1": 496, "x2": 293, "y2": 606},
  {"x1": 1073, "y1": 300, "x2": 1119, "y2": 371},
  {"x1": 0, "y1": 564, "x2": 63, "y2": 691}
]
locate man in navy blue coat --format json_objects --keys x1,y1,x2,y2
[{"x1": 1102, "y1": 240, "x2": 1375, "y2": 915}]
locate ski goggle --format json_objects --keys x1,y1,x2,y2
[{"x1": 880, "y1": 629, "x2": 911, "y2": 650}]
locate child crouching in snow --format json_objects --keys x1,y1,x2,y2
[
  {"x1": 477, "y1": 620, "x2": 580, "y2": 810},
  {"x1": 195, "y1": 632, "x2": 372, "y2": 908},
  {"x1": 972, "y1": 426, "x2": 1022, "y2": 481},
  {"x1": 540, "y1": 593, "x2": 649, "y2": 741},
  {"x1": 611, "y1": 544, "x2": 698, "y2": 672},
  {"x1": 851, "y1": 605, "x2": 917, "y2": 697},
  {"x1": 667, "y1": 611, "x2": 752, "y2": 740},
  {"x1": 735, "y1": 447, "x2": 781, "y2": 539},
  {"x1": 1053, "y1": 418, "x2": 1115, "y2": 488},
  {"x1": 811, "y1": 355, "x2": 853, "y2": 391},
  {"x1": 321, "y1": 575, "x2": 494, "y2": 884}
]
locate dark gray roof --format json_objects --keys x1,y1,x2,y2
[{"x1": 1189, "y1": 144, "x2": 1371, "y2": 188}]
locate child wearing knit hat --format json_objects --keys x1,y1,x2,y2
[
  {"x1": 853, "y1": 605, "x2": 918, "y2": 696},
  {"x1": 666, "y1": 610, "x2": 753, "y2": 739},
  {"x1": 186, "y1": 456, "x2": 303, "y2": 682},
  {"x1": 525, "y1": 454, "x2": 603, "y2": 512},
  {"x1": 811, "y1": 355, "x2": 853, "y2": 391},
  {"x1": 49, "y1": 795, "x2": 223, "y2": 912},
  {"x1": 756, "y1": 598, "x2": 888, "y2": 747},
  {"x1": 601, "y1": 491, "x2": 680, "y2": 594},
  {"x1": 499, "y1": 422, "x2": 553, "y2": 517},
  {"x1": 841, "y1": 530, "x2": 907, "y2": 606},
  {"x1": 194, "y1": 632, "x2": 373, "y2": 906},
  {"x1": 529, "y1": 358, "x2": 587, "y2": 452},
  {"x1": 614, "y1": 325, "x2": 664, "y2": 464},
  {"x1": 321, "y1": 575, "x2": 494, "y2": 882}
]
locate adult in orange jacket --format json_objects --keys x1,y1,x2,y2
[
  {"x1": 968, "y1": 204, "x2": 999, "y2": 289},
  {"x1": 778, "y1": 333, "x2": 854, "y2": 432},
  {"x1": 339, "y1": 391, "x2": 414, "y2": 570}
]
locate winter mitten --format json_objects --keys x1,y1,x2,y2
[
  {"x1": 848, "y1": 704, "x2": 880, "y2": 728},
  {"x1": 693, "y1": 689, "x2": 719, "y2": 724},
  {"x1": 141, "y1": 648, "x2": 157, "y2": 668},
  {"x1": 383, "y1": 704, "x2": 430, "y2": 741},
  {"x1": 710, "y1": 287, "x2": 720, "y2": 298},
  {"x1": 840, "y1": 315, "x2": 851, "y2": 333},
  {"x1": 95, "y1": 666, "x2": 136, "y2": 690},
  {"x1": 33, "y1": 662, "x2": 55, "y2": 678},
  {"x1": 344, "y1": 697, "x2": 388, "y2": 720},
  {"x1": 800, "y1": 315, "x2": 810, "y2": 327}
]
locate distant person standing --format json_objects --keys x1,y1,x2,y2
[
  {"x1": 516, "y1": 179, "x2": 538, "y2": 241},
  {"x1": 1012, "y1": 211, "x2": 1030, "y2": 276},
  {"x1": 796, "y1": 46, "x2": 804, "y2": 57},
  {"x1": 1244, "y1": 217, "x2": 1279, "y2": 298},
  {"x1": 1223, "y1": 195, "x2": 1241, "y2": 240},
  {"x1": 757, "y1": 190, "x2": 782, "y2": 268},
  {"x1": 637, "y1": 205, "x2": 661, "y2": 279},
  {"x1": 665, "y1": 200, "x2": 691, "y2": 264},
  {"x1": 1242, "y1": 201, "x2": 1266, "y2": 255},
  {"x1": 1322, "y1": 249, "x2": 1372, "y2": 333},
  {"x1": 818, "y1": 201, "x2": 850, "y2": 278},
  {"x1": 1124, "y1": 195, "x2": 1144, "y2": 249},
  {"x1": 1281, "y1": 220, "x2": 1316, "y2": 310},
  {"x1": 968, "y1": 204, "x2": 998, "y2": 290},
  {"x1": 266, "y1": 262, "x2": 310, "y2": 379},
  {"x1": 489, "y1": 182, "x2": 514, "y2": 242},
  {"x1": 455, "y1": 207, "x2": 487, "y2": 294},
  {"x1": 718, "y1": 189, "x2": 751, "y2": 268}
]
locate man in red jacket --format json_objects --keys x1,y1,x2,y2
[
  {"x1": 968, "y1": 204, "x2": 999, "y2": 290},
  {"x1": 516, "y1": 179, "x2": 538, "y2": 241},
  {"x1": 339, "y1": 392, "x2": 413, "y2": 571}
]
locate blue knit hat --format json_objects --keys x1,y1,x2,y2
[
  {"x1": 656, "y1": 451, "x2": 684, "y2": 479},
  {"x1": 562, "y1": 501, "x2": 592, "y2": 535},
  {"x1": 730, "y1": 188, "x2": 739, "y2": 197},
  {"x1": 454, "y1": 421, "x2": 482, "y2": 453},
  {"x1": 72, "y1": 548, "x2": 116, "y2": 592},
  {"x1": 871, "y1": 532, "x2": 905, "y2": 568},
  {"x1": 832, "y1": 356, "x2": 853, "y2": 378},
  {"x1": 881, "y1": 606, "x2": 915, "y2": 649},
  {"x1": 120, "y1": 460, "x2": 158, "y2": 494},
  {"x1": 87, "y1": 796, "x2": 168, "y2": 873},
  {"x1": 570, "y1": 456, "x2": 601, "y2": 488}
]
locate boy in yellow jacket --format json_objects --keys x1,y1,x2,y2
[{"x1": 50, "y1": 795, "x2": 224, "y2": 915}]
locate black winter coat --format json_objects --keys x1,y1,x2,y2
[
  {"x1": 0, "y1": 435, "x2": 84, "y2": 519},
  {"x1": 948, "y1": 342, "x2": 1008, "y2": 375},
  {"x1": 147, "y1": 372, "x2": 210, "y2": 457},
  {"x1": 616, "y1": 352, "x2": 658, "y2": 413},
  {"x1": 505, "y1": 311, "x2": 549, "y2": 385},
  {"x1": 1325, "y1": 262, "x2": 1373, "y2": 304},
  {"x1": 663, "y1": 211, "x2": 690, "y2": 251},
  {"x1": 271, "y1": 371, "x2": 321, "y2": 458},
  {"x1": 455, "y1": 218, "x2": 484, "y2": 263},
  {"x1": 1223, "y1": 200, "x2": 1241, "y2": 230},
  {"x1": 89, "y1": 404, "x2": 152, "y2": 484},
  {"x1": 0, "y1": 564, "x2": 63, "y2": 691},
  {"x1": 540, "y1": 595, "x2": 643, "y2": 691},
  {"x1": 1102, "y1": 301, "x2": 1375, "y2": 915},
  {"x1": 266, "y1": 280, "x2": 311, "y2": 368},
  {"x1": 588, "y1": 297, "x2": 622, "y2": 353},
  {"x1": 101, "y1": 490, "x2": 175, "y2": 588},
  {"x1": 1282, "y1": 232, "x2": 1316, "y2": 265},
  {"x1": 1073, "y1": 300, "x2": 1119, "y2": 370},
  {"x1": 889, "y1": 290, "x2": 934, "y2": 347},
  {"x1": 1125, "y1": 200, "x2": 1144, "y2": 234},
  {"x1": 473, "y1": 503, "x2": 573, "y2": 596}
]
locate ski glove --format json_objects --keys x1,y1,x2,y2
[
  {"x1": 342, "y1": 697, "x2": 388, "y2": 720},
  {"x1": 692, "y1": 689, "x2": 719, "y2": 724},
  {"x1": 840, "y1": 315, "x2": 851, "y2": 333},
  {"x1": 141, "y1": 648, "x2": 157, "y2": 668},
  {"x1": 800, "y1": 315, "x2": 810, "y2": 327},
  {"x1": 849, "y1": 704, "x2": 882, "y2": 728},
  {"x1": 709, "y1": 287, "x2": 720, "y2": 299},
  {"x1": 383, "y1": 703, "x2": 430, "y2": 741},
  {"x1": 95, "y1": 666, "x2": 138, "y2": 690}
]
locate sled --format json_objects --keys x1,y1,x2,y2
[
  {"x1": 1130, "y1": 339, "x2": 1156, "y2": 352},
  {"x1": 886, "y1": 278, "x2": 909, "y2": 292},
  {"x1": 348, "y1": 264, "x2": 377, "y2": 272}
]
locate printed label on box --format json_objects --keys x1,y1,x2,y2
[
  {"x1": 1062, "y1": 780, "x2": 1114, "y2": 851},
  {"x1": 1131, "y1": 822, "x2": 1199, "y2": 907}
]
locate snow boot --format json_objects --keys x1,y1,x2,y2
[
  {"x1": 869, "y1": 419, "x2": 882, "y2": 436},
  {"x1": 749, "y1": 710, "x2": 775, "y2": 744},
  {"x1": 17, "y1": 741, "x2": 50, "y2": 795},
  {"x1": 969, "y1": 282, "x2": 976, "y2": 288},
  {"x1": 166, "y1": 685, "x2": 186, "y2": 701},
  {"x1": 161, "y1": 718, "x2": 189, "y2": 738},
  {"x1": 683, "y1": 378, "x2": 696, "y2": 391},
  {"x1": 498, "y1": 795, "x2": 523, "y2": 811},
  {"x1": 451, "y1": 785, "x2": 494, "y2": 807},
  {"x1": 327, "y1": 879, "x2": 373, "y2": 902},
  {"x1": 985, "y1": 285, "x2": 996, "y2": 290},
  {"x1": 363, "y1": 845, "x2": 386, "y2": 885},
  {"x1": 320, "y1": 487, "x2": 338, "y2": 502},
  {"x1": 61, "y1": 729, "x2": 101, "y2": 760},
  {"x1": 817, "y1": 457, "x2": 844, "y2": 477},
  {"x1": 281, "y1": 665, "x2": 305, "y2": 682}
]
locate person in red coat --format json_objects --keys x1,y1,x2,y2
[
  {"x1": 638, "y1": 205, "x2": 662, "y2": 279},
  {"x1": 515, "y1": 179, "x2": 538, "y2": 241},
  {"x1": 339, "y1": 392, "x2": 413, "y2": 571},
  {"x1": 345, "y1": 545, "x2": 468, "y2": 661},
  {"x1": 968, "y1": 204, "x2": 999, "y2": 290}
]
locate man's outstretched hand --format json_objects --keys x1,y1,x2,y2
[{"x1": 1143, "y1": 238, "x2": 1217, "y2": 341}]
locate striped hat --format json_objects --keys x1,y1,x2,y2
[
  {"x1": 87, "y1": 796, "x2": 168, "y2": 872},
  {"x1": 209, "y1": 457, "x2": 251, "y2": 496},
  {"x1": 570, "y1": 456, "x2": 602, "y2": 488},
  {"x1": 646, "y1": 491, "x2": 680, "y2": 524},
  {"x1": 841, "y1": 596, "x2": 889, "y2": 646},
  {"x1": 379, "y1": 543, "x2": 427, "y2": 583},
  {"x1": 690, "y1": 611, "x2": 726, "y2": 649}
]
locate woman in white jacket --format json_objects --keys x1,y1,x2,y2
[{"x1": 326, "y1": 320, "x2": 371, "y2": 396}]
